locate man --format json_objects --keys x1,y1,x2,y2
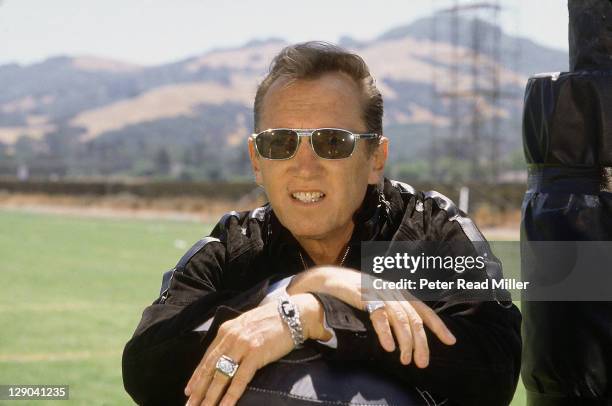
[{"x1": 122, "y1": 42, "x2": 521, "y2": 406}]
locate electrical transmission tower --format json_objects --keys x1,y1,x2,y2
[{"x1": 429, "y1": 0, "x2": 517, "y2": 182}]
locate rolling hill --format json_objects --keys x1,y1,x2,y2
[{"x1": 0, "y1": 15, "x2": 567, "y2": 181}]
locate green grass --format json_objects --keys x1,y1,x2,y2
[
  {"x1": 0, "y1": 210, "x2": 526, "y2": 405},
  {"x1": 0, "y1": 210, "x2": 211, "y2": 405}
]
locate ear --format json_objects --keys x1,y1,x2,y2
[
  {"x1": 368, "y1": 136, "x2": 388, "y2": 184},
  {"x1": 248, "y1": 138, "x2": 263, "y2": 185}
]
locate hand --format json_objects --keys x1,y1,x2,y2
[
  {"x1": 184, "y1": 294, "x2": 323, "y2": 406},
  {"x1": 287, "y1": 267, "x2": 456, "y2": 368}
]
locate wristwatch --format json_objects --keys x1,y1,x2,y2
[{"x1": 277, "y1": 295, "x2": 305, "y2": 348}]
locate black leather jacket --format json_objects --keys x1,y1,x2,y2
[{"x1": 122, "y1": 178, "x2": 522, "y2": 405}]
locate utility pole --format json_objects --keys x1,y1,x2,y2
[{"x1": 429, "y1": 0, "x2": 440, "y2": 179}]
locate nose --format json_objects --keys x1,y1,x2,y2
[{"x1": 291, "y1": 135, "x2": 322, "y2": 176}]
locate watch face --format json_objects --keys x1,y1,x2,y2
[{"x1": 280, "y1": 301, "x2": 295, "y2": 318}]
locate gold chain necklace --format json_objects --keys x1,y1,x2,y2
[{"x1": 299, "y1": 245, "x2": 350, "y2": 270}]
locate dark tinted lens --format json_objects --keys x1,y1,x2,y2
[
  {"x1": 311, "y1": 129, "x2": 355, "y2": 159},
  {"x1": 255, "y1": 130, "x2": 298, "y2": 159}
]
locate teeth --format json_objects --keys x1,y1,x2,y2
[{"x1": 291, "y1": 191, "x2": 325, "y2": 203}]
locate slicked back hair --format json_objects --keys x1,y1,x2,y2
[{"x1": 253, "y1": 41, "x2": 383, "y2": 155}]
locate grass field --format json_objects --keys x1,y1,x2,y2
[
  {"x1": 0, "y1": 210, "x2": 526, "y2": 405},
  {"x1": 0, "y1": 210, "x2": 210, "y2": 405}
]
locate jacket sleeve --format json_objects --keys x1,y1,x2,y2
[
  {"x1": 121, "y1": 214, "x2": 271, "y2": 405},
  {"x1": 308, "y1": 192, "x2": 522, "y2": 406}
]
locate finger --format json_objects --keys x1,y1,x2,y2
[
  {"x1": 185, "y1": 345, "x2": 216, "y2": 396},
  {"x1": 389, "y1": 289, "x2": 428, "y2": 368},
  {"x1": 385, "y1": 301, "x2": 413, "y2": 365},
  {"x1": 397, "y1": 300, "x2": 429, "y2": 368},
  {"x1": 187, "y1": 324, "x2": 239, "y2": 402},
  {"x1": 200, "y1": 369, "x2": 232, "y2": 406},
  {"x1": 411, "y1": 300, "x2": 456, "y2": 345},
  {"x1": 377, "y1": 288, "x2": 399, "y2": 305},
  {"x1": 185, "y1": 333, "x2": 225, "y2": 396},
  {"x1": 186, "y1": 347, "x2": 225, "y2": 405},
  {"x1": 186, "y1": 323, "x2": 232, "y2": 395},
  {"x1": 370, "y1": 309, "x2": 395, "y2": 352},
  {"x1": 218, "y1": 358, "x2": 258, "y2": 406}
]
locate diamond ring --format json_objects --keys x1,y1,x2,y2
[
  {"x1": 366, "y1": 301, "x2": 386, "y2": 314},
  {"x1": 215, "y1": 355, "x2": 239, "y2": 378}
]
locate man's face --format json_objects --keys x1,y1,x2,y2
[{"x1": 248, "y1": 72, "x2": 387, "y2": 242}]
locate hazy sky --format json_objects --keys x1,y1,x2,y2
[{"x1": 0, "y1": 0, "x2": 569, "y2": 66}]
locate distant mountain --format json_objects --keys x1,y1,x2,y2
[
  {"x1": 0, "y1": 16, "x2": 568, "y2": 181},
  {"x1": 378, "y1": 13, "x2": 568, "y2": 75}
]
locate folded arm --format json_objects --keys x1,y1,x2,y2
[
  {"x1": 122, "y1": 223, "x2": 273, "y2": 404},
  {"x1": 309, "y1": 292, "x2": 521, "y2": 406}
]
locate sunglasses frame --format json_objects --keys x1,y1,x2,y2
[{"x1": 251, "y1": 128, "x2": 380, "y2": 160}]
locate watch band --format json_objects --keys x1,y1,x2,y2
[{"x1": 277, "y1": 295, "x2": 305, "y2": 348}]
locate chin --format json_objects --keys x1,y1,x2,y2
[{"x1": 284, "y1": 219, "x2": 332, "y2": 240}]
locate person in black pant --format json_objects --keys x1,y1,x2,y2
[{"x1": 122, "y1": 41, "x2": 522, "y2": 406}]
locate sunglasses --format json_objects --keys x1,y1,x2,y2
[{"x1": 251, "y1": 128, "x2": 380, "y2": 160}]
